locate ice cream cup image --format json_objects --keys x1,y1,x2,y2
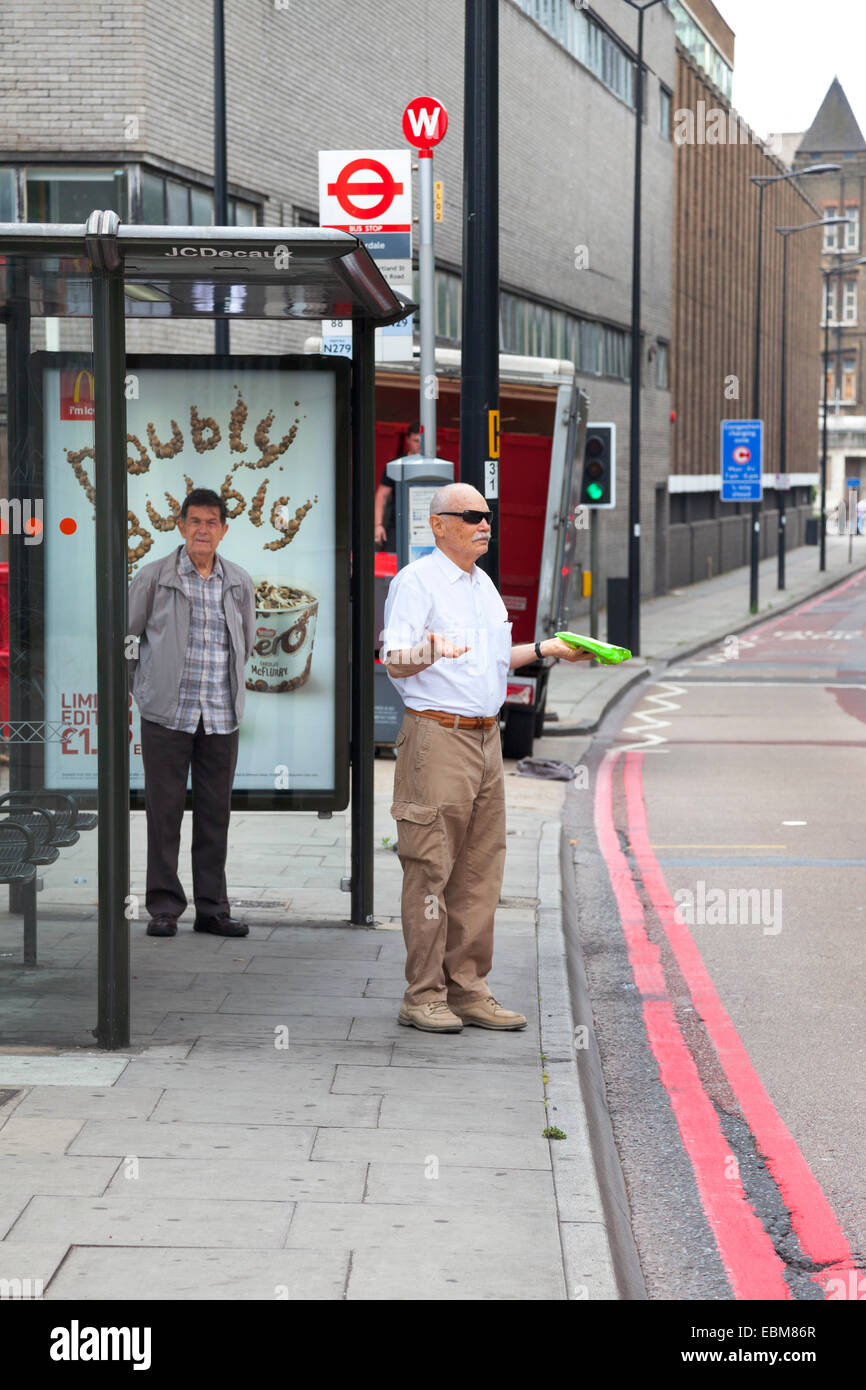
[{"x1": 246, "y1": 578, "x2": 319, "y2": 693}]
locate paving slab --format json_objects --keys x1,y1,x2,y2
[
  {"x1": 150, "y1": 1012, "x2": 355, "y2": 1041},
  {"x1": 0, "y1": 1241, "x2": 70, "y2": 1290},
  {"x1": 12, "y1": 1087, "x2": 164, "y2": 1121},
  {"x1": 364, "y1": 1162, "x2": 557, "y2": 1212},
  {"x1": 44, "y1": 1245, "x2": 349, "y2": 1301},
  {"x1": 346, "y1": 1244, "x2": 566, "y2": 1300},
  {"x1": 104, "y1": 1156, "x2": 365, "y2": 1202},
  {"x1": 150, "y1": 1087, "x2": 380, "y2": 1128},
  {"x1": 331, "y1": 1062, "x2": 542, "y2": 1102},
  {"x1": 112, "y1": 1059, "x2": 336, "y2": 1091},
  {"x1": 69, "y1": 1119, "x2": 316, "y2": 1162},
  {"x1": 0, "y1": 1117, "x2": 85, "y2": 1155},
  {"x1": 0, "y1": 1155, "x2": 119, "y2": 1196},
  {"x1": 286, "y1": 1199, "x2": 563, "y2": 1261},
  {"x1": 378, "y1": 1094, "x2": 548, "y2": 1137},
  {"x1": 310, "y1": 1125, "x2": 551, "y2": 1169},
  {"x1": 9, "y1": 1194, "x2": 295, "y2": 1249},
  {"x1": 0, "y1": 1056, "x2": 129, "y2": 1088}
]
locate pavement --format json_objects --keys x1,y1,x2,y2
[{"x1": 0, "y1": 532, "x2": 862, "y2": 1302}]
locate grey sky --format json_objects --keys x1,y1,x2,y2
[{"x1": 714, "y1": 0, "x2": 866, "y2": 141}]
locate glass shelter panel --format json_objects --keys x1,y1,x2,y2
[{"x1": 0, "y1": 256, "x2": 99, "y2": 1043}]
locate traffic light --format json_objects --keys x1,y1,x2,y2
[{"x1": 580, "y1": 423, "x2": 616, "y2": 508}]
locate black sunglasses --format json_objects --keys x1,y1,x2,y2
[{"x1": 435, "y1": 509, "x2": 493, "y2": 525}]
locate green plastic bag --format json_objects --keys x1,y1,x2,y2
[{"x1": 554, "y1": 631, "x2": 632, "y2": 664}]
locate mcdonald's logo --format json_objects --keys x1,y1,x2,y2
[
  {"x1": 73, "y1": 370, "x2": 94, "y2": 403},
  {"x1": 60, "y1": 366, "x2": 96, "y2": 421}
]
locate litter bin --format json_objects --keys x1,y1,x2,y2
[{"x1": 805, "y1": 516, "x2": 819, "y2": 546}]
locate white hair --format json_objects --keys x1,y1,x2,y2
[{"x1": 429, "y1": 482, "x2": 485, "y2": 517}]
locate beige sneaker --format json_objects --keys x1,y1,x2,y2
[
  {"x1": 398, "y1": 1000, "x2": 464, "y2": 1032},
  {"x1": 451, "y1": 996, "x2": 527, "y2": 1030}
]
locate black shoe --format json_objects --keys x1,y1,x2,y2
[
  {"x1": 193, "y1": 914, "x2": 249, "y2": 937},
  {"x1": 146, "y1": 916, "x2": 177, "y2": 937}
]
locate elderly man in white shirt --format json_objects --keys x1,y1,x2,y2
[{"x1": 381, "y1": 481, "x2": 591, "y2": 1033}]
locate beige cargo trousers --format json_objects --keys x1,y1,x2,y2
[{"x1": 390, "y1": 709, "x2": 506, "y2": 1006}]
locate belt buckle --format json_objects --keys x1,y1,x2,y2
[{"x1": 452, "y1": 713, "x2": 460, "y2": 730}]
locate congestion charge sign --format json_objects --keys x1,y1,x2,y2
[{"x1": 721, "y1": 420, "x2": 763, "y2": 502}]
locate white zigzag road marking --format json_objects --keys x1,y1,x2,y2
[{"x1": 617, "y1": 681, "x2": 688, "y2": 752}]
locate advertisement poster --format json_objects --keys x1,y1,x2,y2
[{"x1": 37, "y1": 354, "x2": 349, "y2": 808}]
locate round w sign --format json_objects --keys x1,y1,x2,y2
[{"x1": 402, "y1": 96, "x2": 448, "y2": 150}]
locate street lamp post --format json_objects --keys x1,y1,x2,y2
[
  {"x1": 776, "y1": 217, "x2": 850, "y2": 589},
  {"x1": 749, "y1": 164, "x2": 839, "y2": 611},
  {"x1": 819, "y1": 251, "x2": 866, "y2": 568},
  {"x1": 620, "y1": 0, "x2": 664, "y2": 658}
]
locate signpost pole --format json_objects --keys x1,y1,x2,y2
[
  {"x1": 589, "y1": 509, "x2": 599, "y2": 639},
  {"x1": 418, "y1": 150, "x2": 436, "y2": 454},
  {"x1": 89, "y1": 217, "x2": 130, "y2": 1048},
  {"x1": 350, "y1": 317, "x2": 375, "y2": 926},
  {"x1": 213, "y1": 0, "x2": 229, "y2": 356},
  {"x1": 460, "y1": 0, "x2": 500, "y2": 587}
]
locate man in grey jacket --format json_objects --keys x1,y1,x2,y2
[{"x1": 128, "y1": 487, "x2": 256, "y2": 938}]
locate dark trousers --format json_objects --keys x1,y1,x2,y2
[{"x1": 141, "y1": 716, "x2": 239, "y2": 921}]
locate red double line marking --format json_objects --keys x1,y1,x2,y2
[
  {"x1": 620, "y1": 749, "x2": 858, "y2": 1298},
  {"x1": 595, "y1": 746, "x2": 858, "y2": 1297},
  {"x1": 595, "y1": 750, "x2": 790, "y2": 1299}
]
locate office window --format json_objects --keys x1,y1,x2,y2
[
  {"x1": 0, "y1": 168, "x2": 17, "y2": 220},
  {"x1": 165, "y1": 178, "x2": 190, "y2": 224},
  {"x1": 25, "y1": 167, "x2": 126, "y2": 221},
  {"x1": 515, "y1": 0, "x2": 637, "y2": 108},
  {"x1": 190, "y1": 187, "x2": 214, "y2": 224},
  {"x1": 843, "y1": 279, "x2": 858, "y2": 324},
  {"x1": 845, "y1": 207, "x2": 860, "y2": 251},
  {"x1": 824, "y1": 207, "x2": 840, "y2": 250},
  {"x1": 140, "y1": 169, "x2": 165, "y2": 222},
  {"x1": 655, "y1": 341, "x2": 669, "y2": 389},
  {"x1": 659, "y1": 86, "x2": 672, "y2": 139},
  {"x1": 842, "y1": 356, "x2": 857, "y2": 402},
  {"x1": 229, "y1": 200, "x2": 256, "y2": 226},
  {"x1": 823, "y1": 281, "x2": 837, "y2": 324},
  {"x1": 293, "y1": 206, "x2": 319, "y2": 227},
  {"x1": 665, "y1": 1, "x2": 733, "y2": 99}
]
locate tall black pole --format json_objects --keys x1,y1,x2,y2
[
  {"x1": 460, "y1": 0, "x2": 499, "y2": 587},
  {"x1": 778, "y1": 233, "x2": 788, "y2": 589},
  {"x1": 627, "y1": 5, "x2": 646, "y2": 655},
  {"x1": 214, "y1": 0, "x2": 229, "y2": 355},
  {"x1": 820, "y1": 274, "x2": 830, "y2": 572},
  {"x1": 91, "y1": 246, "x2": 130, "y2": 1048},
  {"x1": 750, "y1": 182, "x2": 764, "y2": 612},
  {"x1": 350, "y1": 319, "x2": 375, "y2": 925}
]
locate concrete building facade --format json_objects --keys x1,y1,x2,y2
[{"x1": 0, "y1": 0, "x2": 676, "y2": 600}]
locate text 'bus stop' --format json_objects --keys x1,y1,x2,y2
[{"x1": 0, "y1": 212, "x2": 411, "y2": 1048}]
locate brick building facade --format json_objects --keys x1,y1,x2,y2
[
  {"x1": 793, "y1": 79, "x2": 866, "y2": 520},
  {"x1": 668, "y1": 1, "x2": 823, "y2": 588}
]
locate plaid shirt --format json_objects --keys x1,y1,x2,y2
[{"x1": 166, "y1": 547, "x2": 237, "y2": 734}]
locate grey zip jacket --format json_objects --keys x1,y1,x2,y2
[{"x1": 128, "y1": 546, "x2": 256, "y2": 726}]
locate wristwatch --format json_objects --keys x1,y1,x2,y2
[{"x1": 535, "y1": 640, "x2": 544, "y2": 661}]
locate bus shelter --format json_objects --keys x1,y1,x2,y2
[{"x1": 0, "y1": 212, "x2": 411, "y2": 1048}]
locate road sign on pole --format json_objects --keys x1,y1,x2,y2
[
  {"x1": 318, "y1": 149, "x2": 413, "y2": 361},
  {"x1": 721, "y1": 420, "x2": 763, "y2": 502},
  {"x1": 403, "y1": 97, "x2": 448, "y2": 457}
]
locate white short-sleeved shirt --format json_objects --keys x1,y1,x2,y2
[{"x1": 381, "y1": 545, "x2": 513, "y2": 716}]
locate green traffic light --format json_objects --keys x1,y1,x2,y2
[{"x1": 587, "y1": 482, "x2": 604, "y2": 500}]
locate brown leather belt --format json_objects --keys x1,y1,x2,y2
[{"x1": 412, "y1": 708, "x2": 499, "y2": 731}]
